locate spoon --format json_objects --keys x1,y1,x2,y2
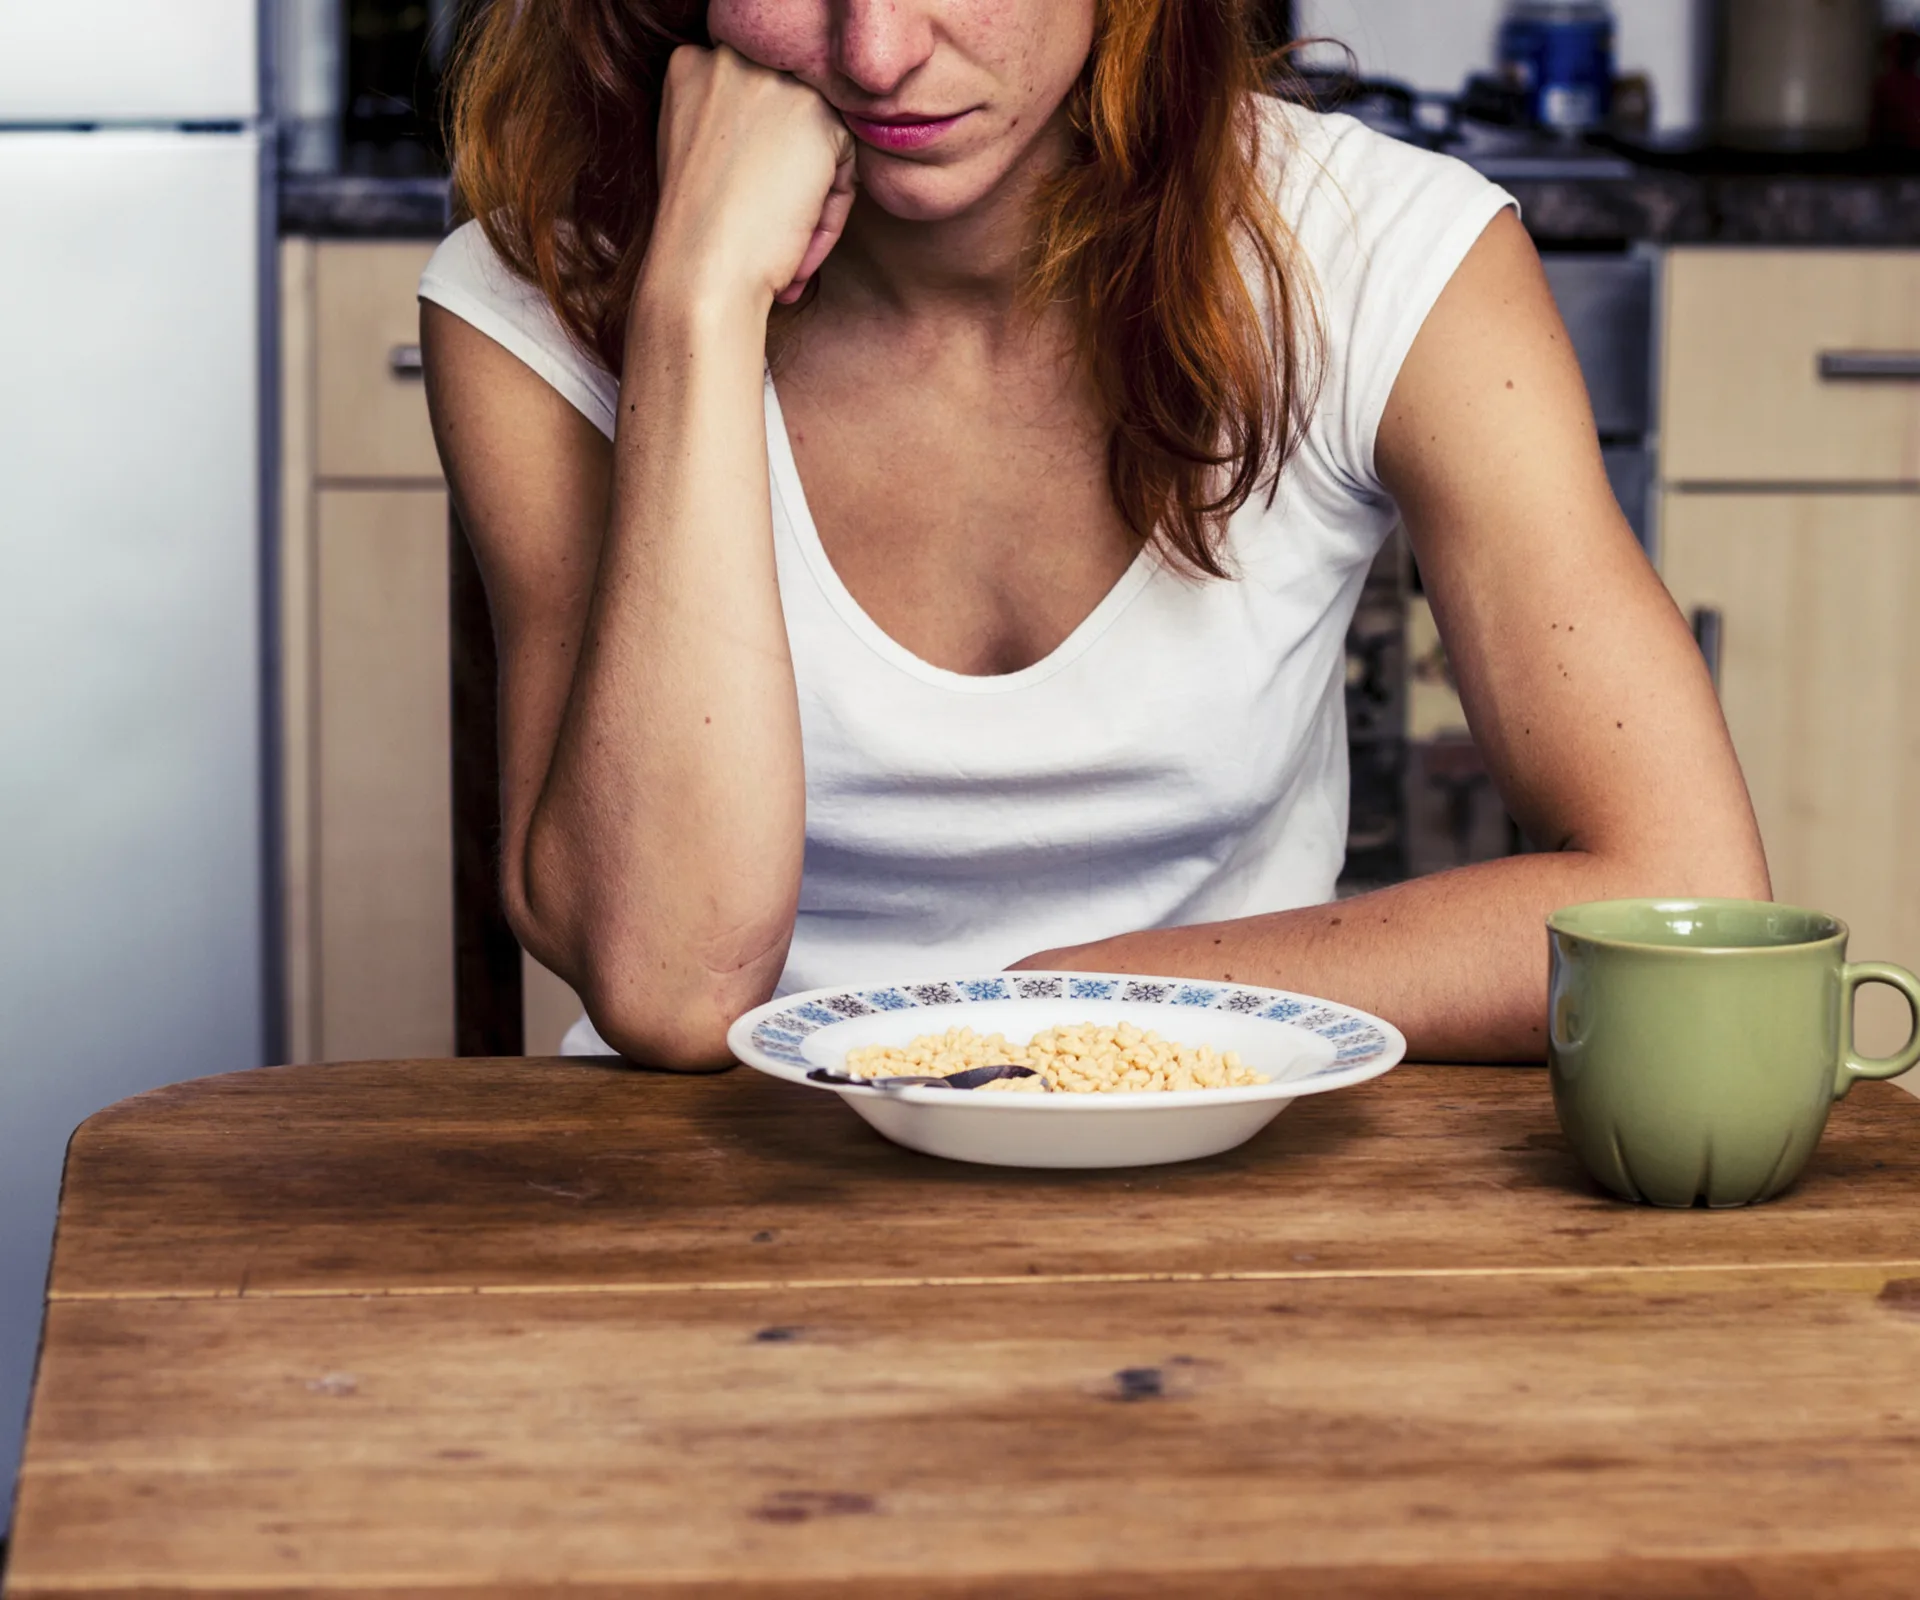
[{"x1": 805, "y1": 1064, "x2": 1050, "y2": 1092}]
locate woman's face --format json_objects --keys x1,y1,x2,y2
[{"x1": 708, "y1": 0, "x2": 1097, "y2": 222}]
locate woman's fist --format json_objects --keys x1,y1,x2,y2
[{"x1": 648, "y1": 45, "x2": 857, "y2": 312}]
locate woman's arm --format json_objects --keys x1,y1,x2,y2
[
  {"x1": 1015, "y1": 211, "x2": 1769, "y2": 1061},
  {"x1": 422, "y1": 47, "x2": 854, "y2": 1068}
]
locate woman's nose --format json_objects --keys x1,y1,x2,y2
[{"x1": 832, "y1": 0, "x2": 937, "y2": 98}]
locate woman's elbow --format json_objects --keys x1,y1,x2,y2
[
  {"x1": 510, "y1": 812, "x2": 795, "y2": 1068},
  {"x1": 1609, "y1": 821, "x2": 1772, "y2": 907},
  {"x1": 1679, "y1": 794, "x2": 1773, "y2": 903},
  {"x1": 569, "y1": 914, "x2": 791, "y2": 1074},
  {"x1": 1711, "y1": 851, "x2": 1774, "y2": 905},
  {"x1": 579, "y1": 964, "x2": 778, "y2": 1073}
]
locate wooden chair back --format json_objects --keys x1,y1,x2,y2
[{"x1": 450, "y1": 510, "x2": 524, "y2": 1055}]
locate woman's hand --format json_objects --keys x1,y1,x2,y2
[{"x1": 648, "y1": 44, "x2": 857, "y2": 312}]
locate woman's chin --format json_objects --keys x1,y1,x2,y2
[{"x1": 853, "y1": 154, "x2": 1006, "y2": 225}]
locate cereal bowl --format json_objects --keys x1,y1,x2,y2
[{"x1": 725, "y1": 973, "x2": 1406, "y2": 1169}]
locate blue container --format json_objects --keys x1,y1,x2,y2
[{"x1": 1499, "y1": 2, "x2": 1615, "y2": 134}]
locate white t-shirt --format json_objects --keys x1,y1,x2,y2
[{"x1": 418, "y1": 102, "x2": 1516, "y2": 1055}]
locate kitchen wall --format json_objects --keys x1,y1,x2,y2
[{"x1": 1295, "y1": 0, "x2": 1713, "y2": 136}]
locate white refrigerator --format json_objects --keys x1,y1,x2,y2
[{"x1": 0, "y1": 0, "x2": 270, "y2": 1533}]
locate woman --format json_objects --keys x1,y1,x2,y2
[{"x1": 419, "y1": 0, "x2": 1768, "y2": 1069}]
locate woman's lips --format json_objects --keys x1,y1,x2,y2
[{"x1": 840, "y1": 110, "x2": 970, "y2": 154}]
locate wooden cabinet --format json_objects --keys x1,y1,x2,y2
[
  {"x1": 314, "y1": 487, "x2": 455, "y2": 1062},
  {"x1": 1664, "y1": 251, "x2": 1920, "y2": 486},
  {"x1": 1662, "y1": 495, "x2": 1920, "y2": 1059},
  {"x1": 524, "y1": 957, "x2": 588, "y2": 1058},
  {"x1": 314, "y1": 244, "x2": 447, "y2": 482},
  {"x1": 1661, "y1": 251, "x2": 1920, "y2": 1073},
  {"x1": 280, "y1": 238, "x2": 583, "y2": 1063}
]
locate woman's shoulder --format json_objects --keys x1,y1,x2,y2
[
  {"x1": 1254, "y1": 95, "x2": 1513, "y2": 251},
  {"x1": 1253, "y1": 94, "x2": 1518, "y2": 356},
  {"x1": 419, "y1": 219, "x2": 621, "y2": 440},
  {"x1": 1251, "y1": 96, "x2": 1519, "y2": 499}
]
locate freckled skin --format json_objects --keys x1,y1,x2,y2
[{"x1": 708, "y1": 0, "x2": 1095, "y2": 223}]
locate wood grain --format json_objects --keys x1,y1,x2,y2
[
  {"x1": 44, "y1": 1064, "x2": 1920, "y2": 1301},
  {"x1": 16, "y1": 1567, "x2": 1920, "y2": 1600},
  {"x1": 13, "y1": 1268, "x2": 1920, "y2": 1596}
]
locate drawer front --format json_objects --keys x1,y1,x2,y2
[
  {"x1": 1663, "y1": 250, "x2": 1920, "y2": 486},
  {"x1": 315, "y1": 240, "x2": 442, "y2": 482}
]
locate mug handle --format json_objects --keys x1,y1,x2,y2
[{"x1": 1836, "y1": 962, "x2": 1920, "y2": 1099}]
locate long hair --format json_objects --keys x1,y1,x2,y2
[{"x1": 448, "y1": 0, "x2": 1319, "y2": 578}]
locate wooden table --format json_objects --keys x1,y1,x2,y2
[{"x1": 9, "y1": 1060, "x2": 1920, "y2": 1598}]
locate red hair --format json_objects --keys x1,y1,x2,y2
[{"x1": 449, "y1": 1, "x2": 1318, "y2": 577}]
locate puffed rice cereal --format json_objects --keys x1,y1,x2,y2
[{"x1": 843, "y1": 1022, "x2": 1265, "y2": 1094}]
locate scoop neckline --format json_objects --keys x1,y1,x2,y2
[{"x1": 762, "y1": 373, "x2": 1160, "y2": 696}]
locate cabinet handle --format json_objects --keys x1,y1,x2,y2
[
  {"x1": 1818, "y1": 350, "x2": 1920, "y2": 382},
  {"x1": 389, "y1": 343, "x2": 425, "y2": 377},
  {"x1": 1691, "y1": 606, "x2": 1723, "y2": 694}
]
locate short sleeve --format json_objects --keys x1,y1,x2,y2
[
  {"x1": 1267, "y1": 105, "x2": 1519, "y2": 501},
  {"x1": 418, "y1": 221, "x2": 621, "y2": 439}
]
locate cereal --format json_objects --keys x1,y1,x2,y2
[{"x1": 843, "y1": 1023, "x2": 1264, "y2": 1094}]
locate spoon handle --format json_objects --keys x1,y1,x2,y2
[
  {"x1": 805, "y1": 1065, "x2": 1042, "y2": 1091},
  {"x1": 942, "y1": 1065, "x2": 1043, "y2": 1090}
]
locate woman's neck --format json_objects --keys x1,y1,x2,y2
[{"x1": 823, "y1": 112, "x2": 1074, "y2": 325}]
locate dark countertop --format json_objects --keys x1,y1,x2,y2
[
  {"x1": 1505, "y1": 168, "x2": 1920, "y2": 248},
  {"x1": 279, "y1": 173, "x2": 452, "y2": 238},
  {"x1": 278, "y1": 163, "x2": 1920, "y2": 248}
]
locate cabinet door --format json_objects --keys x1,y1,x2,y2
[
  {"x1": 1662, "y1": 492, "x2": 1920, "y2": 1064},
  {"x1": 316, "y1": 487, "x2": 455, "y2": 1061}
]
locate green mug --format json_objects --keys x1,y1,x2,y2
[{"x1": 1546, "y1": 899, "x2": 1920, "y2": 1208}]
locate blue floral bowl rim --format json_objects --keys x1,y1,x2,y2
[{"x1": 727, "y1": 971, "x2": 1408, "y2": 1110}]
